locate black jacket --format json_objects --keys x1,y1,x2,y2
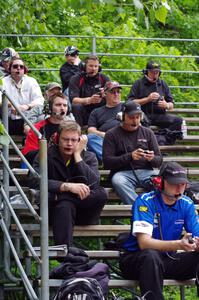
[
  {"x1": 30, "y1": 144, "x2": 100, "y2": 200},
  {"x1": 69, "y1": 72, "x2": 109, "y2": 111},
  {"x1": 128, "y1": 76, "x2": 173, "y2": 115},
  {"x1": 60, "y1": 62, "x2": 81, "y2": 91},
  {"x1": 103, "y1": 125, "x2": 162, "y2": 175}
]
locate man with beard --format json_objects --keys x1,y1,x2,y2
[
  {"x1": 103, "y1": 101, "x2": 162, "y2": 204},
  {"x1": 22, "y1": 93, "x2": 72, "y2": 165},
  {"x1": 69, "y1": 55, "x2": 109, "y2": 127}
]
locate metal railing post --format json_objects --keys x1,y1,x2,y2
[
  {"x1": 92, "y1": 36, "x2": 96, "y2": 55},
  {"x1": 39, "y1": 139, "x2": 49, "y2": 300},
  {"x1": 1, "y1": 94, "x2": 18, "y2": 282}
]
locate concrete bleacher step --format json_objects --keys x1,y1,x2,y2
[
  {"x1": 11, "y1": 223, "x2": 131, "y2": 237},
  {"x1": 35, "y1": 278, "x2": 196, "y2": 290},
  {"x1": 172, "y1": 108, "x2": 199, "y2": 114}
]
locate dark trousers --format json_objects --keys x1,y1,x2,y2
[
  {"x1": 9, "y1": 118, "x2": 25, "y2": 135},
  {"x1": 119, "y1": 249, "x2": 199, "y2": 300},
  {"x1": 49, "y1": 187, "x2": 107, "y2": 246},
  {"x1": 149, "y1": 113, "x2": 182, "y2": 131},
  {"x1": 72, "y1": 104, "x2": 90, "y2": 127}
]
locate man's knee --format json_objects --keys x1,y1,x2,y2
[
  {"x1": 140, "y1": 249, "x2": 163, "y2": 266},
  {"x1": 112, "y1": 172, "x2": 128, "y2": 187}
]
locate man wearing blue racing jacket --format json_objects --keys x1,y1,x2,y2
[{"x1": 119, "y1": 162, "x2": 199, "y2": 300}]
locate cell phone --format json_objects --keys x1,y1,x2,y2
[
  {"x1": 188, "y1": 236, "x2": 194, "y2": 244},
  {"x1": 94, "y1": 84, "x2": 101, "y2": 95},
  {"x1": 143, "y1": 150, "x2": 149, "y2": 154}
]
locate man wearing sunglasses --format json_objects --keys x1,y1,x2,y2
[
  {"x1": 60, "y1": 45, "x2": 81, "y2": 93},
  {"x1": 0, "y1": 58, "x2": 44, "y2": 135},
  {"x1": 87, "y1": 81, "x2": 123, "y2": 162}
]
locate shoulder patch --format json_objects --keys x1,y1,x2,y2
[{"x1": 139, "y1": 206, "x2": 148, "y2": 212}]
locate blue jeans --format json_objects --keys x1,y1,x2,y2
[
  {"x1": 87, "y1": 134, "x2": 103, "y2": 162},
  {"x1": 112, "y1": 169, "x2": 158, "y2": 204}
]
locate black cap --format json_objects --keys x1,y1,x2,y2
[
  {"x1": 64, "y1": 46, "x2": 79, "y2": 56},
  {"x1": 0, "y1": 47, "x2": 18, "y2": 62},
  {"x1": 124, "y1": 102, "x2": 142, "y2": 116},
  {"x1": 146, "y1": 61, "x2": 161, "y2": 71},
  {"x1": 160, "y1": 162, "x2": 189, "y2": 185}
]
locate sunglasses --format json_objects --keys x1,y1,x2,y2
[
  {"x1": 12, "y1": 64, "x2": 25, "y2": 69},
  {"x1": 68, "y1": 52, "x2": 79, "y2": 57}
]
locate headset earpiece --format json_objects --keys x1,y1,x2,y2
[
  {"x1": 151, "y1": 163, "x2": 169, "y2": 191},
  {"x1": 143, "y1": 69, "x2": 147, "y2": 75},
  {"x1": 151, "y1": 175, "x2": 163, "y2": 191}
]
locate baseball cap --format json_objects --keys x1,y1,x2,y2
[
  {"x1": 0, "y1": 47, "x2": 18, "y2": 62},
  {"x1": 64, "y1": 46, "x2": 79, "y2": 56},
  {"x1": 123, "y1": 101, "x2": 142, "y2": 116},
  {"x1": 160, "y1": 162, "x2": 189, "y2": 185},
  {"x1": 104, "y1": 81, "x2": 122, "y2": 92},
  {"x1": 45, "y1": 82, "x2": 62, "y2": 92},
  {"x1": 146, "y1": 61, "x2": 161, "y2": 71}
]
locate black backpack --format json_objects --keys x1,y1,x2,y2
[
  {"x1": 185, "y1": 182, "x2": 199, "y2": 204},
  {"x1": 53, "y1": 277, "x2": 105, "y2": 300}
]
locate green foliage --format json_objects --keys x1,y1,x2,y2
[
  {"x1": 0, "y1": 123, "x2": 10, "y2": 146},
  {"x1": 0, "y1": 0, "x2": 198, "y2": 103}
]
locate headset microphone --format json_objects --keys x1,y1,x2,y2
[
  {"x1": 161, "y1": 190, "x2": 182, "y2": 200},
  {"x1": 53, "y1": 111, "x2": 66, "y2": 116}
]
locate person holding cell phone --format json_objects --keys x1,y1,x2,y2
[
  {"x1": 103, "y1": 101, "x2": 162, "y2": 205},
  {"x1": 119, "y1": 162, "x2": 199, "y2": 300}
]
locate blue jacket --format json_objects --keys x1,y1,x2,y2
[{"x1": 123, "y1": 190, "x2": 199, "y2": 252}]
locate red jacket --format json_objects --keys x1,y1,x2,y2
[{"x1": 22, "y1": 119, "x2": 48, "y2": 156}]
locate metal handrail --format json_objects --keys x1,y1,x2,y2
[
  {"x1": 1, "y1": 34, "x2": 198, "y2": 91},
  {"x1": 0, "y1": 33, "x2": 199, "y2": 42},
  {"x1": 0, "y1": 213, "x2": 39, "y2": 300},
  {"x1": 0, "y1": 90, "x2": 49, "y2": 299}
]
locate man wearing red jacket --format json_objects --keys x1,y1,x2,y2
[{"x1": 21, "y1": 92, "x2": 73, "y2": 165}]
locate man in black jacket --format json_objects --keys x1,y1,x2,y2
[
  {"x1": 59, "y1": 45, "x2": 81, "y2": 93},
  {"x1": 32, "y1": 120, "x2": 107, "y2": 246},
  {"x1": 128, "y1": 61, "x2": 182, "y2": 131},
  {"x1": 69, "y1": 55, "x2": 110, "y2": 127},
  {"x1": 103, "y1": 101, "x2": 162, "y2": 205},
  {"x1": 128, "y1": 61, "x2": 182, "y2": 133}
]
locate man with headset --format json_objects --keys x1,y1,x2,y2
[
  {"x1": 119, "y1": 161, "x2": 199, "y2": 300},
  {"x1": 69, "y1": 55, "x2": 110, "y2": 127},
  {"x1": 30, "y1": 120, "x2": 107, "y2": 246},
  {"x1": 22, "y1": 92, "x2": 73, "y2": 165},
  {"x1": 103, "y1": 101, "x2": 162, "y2": 204},
  {"x1": 128, "y1": 61, "x2": 182, "y2": 136}
]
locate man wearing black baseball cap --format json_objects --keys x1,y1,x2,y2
[
  {"x1": 103, "y1": 101, "x2": 162, "y2": 204},
  {"x1": 128, "y1": 60, "x2": 182, "y2": 144},
  {"x1": 120, "y1": 161, "x2": 199, "y2": 300},
  {"x1": 60, "y1": 45, "x2": 81, "y2": 93}
]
